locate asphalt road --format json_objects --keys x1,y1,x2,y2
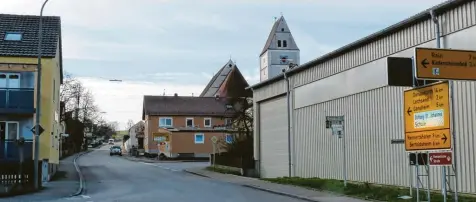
[{"x1": 63, "y1": 145, "x2": 305, "y2": 202}]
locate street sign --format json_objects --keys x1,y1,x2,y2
[
  {"x1": 415, "y1": 47, "x2": 476, "y2": 80},
  {"x1": 331, "y1": 124, "x2": 343, "y2": 136},
  {"x1": 211, "y1": 136, "x2": 218, "y2": 144},
  {"x1": 429, "y1": 152, "x2": 453, "y2": 166},
  {"x1": 409, "y1": 153, "x2": 428, "y2": 166},
  {"x1": 30, "y1": 125, "x2": 45, "y2": 135},
  {"x1": 391, "y1": 139, "x2": 405, "y2": 144},
  {"x1": 404, "y1": 82, "x2": 451, "y2": 151}
]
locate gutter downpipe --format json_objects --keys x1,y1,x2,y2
[{"x1": 284, "y1": 70, "x2": 292, "y2": 178}]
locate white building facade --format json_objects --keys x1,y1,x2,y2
[{"x1": 250, "y1": 0, "x2": 476, "y2": 194}]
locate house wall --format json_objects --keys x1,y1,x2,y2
[
  {"x1": 0, "y1": 56, "x2": 61, "y2": 164},
  {"x1": 145, "y1": 115, "x2": 226, "y2": 154},
  {"x1": 170, "y1": 132, "x2": 228, "y2": 156},
  {"x1": 253, "y1": 0, "x2": 476, "y2": 194}
]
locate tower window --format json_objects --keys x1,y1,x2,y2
[
  {"x1": 277, "y1": 40, "x2": 282, "y2": 47},
  {"x1": 283, "y1": 40, "x2": 287, "y2": 47},
  {"x1": 281, "y1": 28, "x2": 284, "y2": 32}
]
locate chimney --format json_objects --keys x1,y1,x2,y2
[{"x1": 174, "y1": 93, "x2": 178, "y2": 97}]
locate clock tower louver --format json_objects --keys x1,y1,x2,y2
[{"x1": 259, "y1": 15, "x2": 300, "y2": 82}]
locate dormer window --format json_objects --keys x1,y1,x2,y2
[
  {"x1": 283, "y1": 40, "x2": 287, "y2": 47},
  {"x1": 277, "y1": 40, "x2": 282, "y2": 47},
  {"x1": 4, "y1": 32, "x2": 22, "y2": 41}
]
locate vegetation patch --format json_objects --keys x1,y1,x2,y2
[
  {"x1": 264, "y1": 177, "x2": 476, "y2": 202},
  {"x1": 206, "y1": 166, "x2": 241, "y2": 176}
]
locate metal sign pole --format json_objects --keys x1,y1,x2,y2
[
  {"x1": 416, "y1": 152, "x2": 420, "y2": 202},
  {"x1": 342, "y1": 121, "x2": 347, "y2": 187},
  {"x1": 212, "y1": 143, "x2": 216, "y2": 169},
  {"x1": 426, "y1": 151, "x2": 431, "y2": 202}
]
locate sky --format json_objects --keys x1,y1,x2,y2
[{"x1": 1, "y1": 0, "x2": 446, "y2": 129}]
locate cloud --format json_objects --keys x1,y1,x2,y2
[{"x1": 77, "y1": 77, "x2": 205, "y2": 130}]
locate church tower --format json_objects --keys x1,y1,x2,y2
[{"x1": 259, "y1": 15, "x2": 300, "y2": 82}]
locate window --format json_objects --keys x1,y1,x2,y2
[
  {"x1": 4, "y1": 32, "x2": 22, "y2": 41},
  {"x1": 204, "y1": 118, "x2": 212, "y2": 127},
  {"x1": 194, "y1": 133, "x2": 204, "y2": 144},
  {"x1": 159, "y1": 117, "x2": 173, "y2": 127},
  {"x1": 225, "y1": 134, "x2": 233, "y2": 144},
  {"x1": 225, "y1": 118, "x2": 232, "y2": 127},
  {"x1": 277, "y1": 40, "x2": 282, "y2": 47},
  {"x1": 186, "y1": 118, "x2": 194, "y2": 127},
  {"x1": 283, "y1": 40, "x2": 287, "y2": 47},
  {"x1": 281, "y1": 28, "x2": 285, "y2": 32}
]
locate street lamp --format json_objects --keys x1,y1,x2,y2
[{"x1": 34, "y1": 0, "x2": 50, "y2": 190}]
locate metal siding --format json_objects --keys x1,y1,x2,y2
[
  {"x1": 289, "y1": 1, "x2": 476, "y2": 88},
  {"x1": 294, "y1": 87, "x2": 410, "y2": 186},
  {"x1": 293, "y1": 82, "x2": 476, "y2": 193},
  {"x1": 453, "y1": 81, "x2": 476, "y2": 194},
  {"x1": 259, "y1": 96, "x2": 288, "y2": 178},
  {"x1": 253, "y1": 79, "x2": 286, "y2": 102}
]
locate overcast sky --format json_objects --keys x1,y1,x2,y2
[{"x1": 1, "y1": 0, "x2": 446, "y2": 129}]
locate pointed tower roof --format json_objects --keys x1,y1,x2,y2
[
  {"x1": 200, "y1": 60, "x2": 235, "y2": 97},
  {"x1": 260, "y1": 16, "x2": 299, "y2": 56}
]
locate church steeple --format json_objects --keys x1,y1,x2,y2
[{"x1": 259, "y1": 15, "x2": 300, "y2": 82}]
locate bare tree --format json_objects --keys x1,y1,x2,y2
[
  {"x1": 109, "y1": 121, "x2": 119, "y2": 131},
  {"x1": 126, "y1": 119, "x2": 135, "y2": 130}
]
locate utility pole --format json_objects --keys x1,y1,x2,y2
[{"x1": 34, "y1": 0, "x2": 49, "y2": 190}]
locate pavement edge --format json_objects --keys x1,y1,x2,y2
[
  {"x1": 182, "y1": 169, "x2": 211, "y2": 178},
  {"x1": 241, "y1": 184, "x2": 318, "y2": 202},
  {"x1": 183, "y1": 169, "x2": 318, "y2": 202},
  {"x1": 71, "y1": 150, "x2": 92, "y2": 196}
]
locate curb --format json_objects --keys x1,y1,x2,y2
[
  {"x1": 183, "y1": 169, "x2": 317, "y2": 202},
  {"x1": 183, "y1": 170, "x2": 211, "y2": 178},
  {"x1": 241, "y1": 184, "x2": 318, "y2": 202},
  {"x1": 70, "y1": 150, "x2": 92, "y2": 197}
]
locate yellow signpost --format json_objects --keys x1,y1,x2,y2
[
  {"x1": 415, "y1": 47, "x2": 476, "y2": 80},
  {"x1": 403, "y1": 81, "x2": 451, "y2": 151}
]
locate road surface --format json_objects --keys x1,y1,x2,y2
[{"x1": 65, "y1": 145, "x2": 304, "y2": 202}]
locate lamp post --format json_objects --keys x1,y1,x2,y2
[{"x1": 34, "y1": 0, "x2": 49, "y2": 190}]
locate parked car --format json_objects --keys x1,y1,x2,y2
[
  {"x1": 110, "y1": 146, "x2": 122, "y2": 156},
  {"x1": 108, "y1": 139, "x2": 115, "y2": 145}
]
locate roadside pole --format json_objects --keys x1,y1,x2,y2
[{"x1": 211, "y1": 136, "x2": 218, "y2": 170}]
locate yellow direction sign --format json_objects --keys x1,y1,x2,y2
[
  {"x1": 405, "y1": 129, "x2": 451, "y2": 151},
  {"x1": 415, "y1": 47, "x2": 476, "y2": 80},
  {"x1": 404, "y1": 81, "x2": 451, "y2": 151}
]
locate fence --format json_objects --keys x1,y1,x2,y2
[
  {"x1": 0, "y1": 140, "x2": 40, "y2": 196},
  {"x1": 210, "y1": 152, "x2": 254, "y2": 169},
  {"x1": 0, "y1": 160, "x2": 41, "y2": 196}
]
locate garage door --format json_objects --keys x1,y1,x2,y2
[{"x1": 259, "y1": 96, "x2": 288, "y2": 178}]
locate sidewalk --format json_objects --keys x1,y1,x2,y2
[
  {"x1": 184, "y1": 167, "x2": 367, "y2": 202},
  {"x1": 7, "y1": 152, "x2": 83, "y2": 201}
]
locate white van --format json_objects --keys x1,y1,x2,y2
[{"x1": 108, "y1": 139, "x2": 115, "y2": 145}]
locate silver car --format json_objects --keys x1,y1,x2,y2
[{"x1": 110, "y1": 146, "x2": 122, "y2": 156}]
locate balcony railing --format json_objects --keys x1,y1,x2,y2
[{"x1": 0, "y1": 88, "x2": 35, "y2": 114}]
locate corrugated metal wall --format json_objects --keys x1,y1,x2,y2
[
  {"x1": 253, "y1": 0, "x2": 476, "y2": 193},
  {"x1": 293, "y1": 82, "x2": 476, "y2": 193},
  {"x1": 294, "y1": 87, "x2": 410, "y2": 187},
  {"x1": 291, "y1": 1, "x2": 476, "y2": 88}
]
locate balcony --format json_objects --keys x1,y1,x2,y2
[{"x1": 0, "y1": 88, "x2": 35, "y2": 114}]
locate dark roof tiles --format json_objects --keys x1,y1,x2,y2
[
  {"x1": 143, "y1": 96, "x2": 233, "y2": 116},
  {"x1": 0, "y1": 14, "x2": 61, "y2": 57}
]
